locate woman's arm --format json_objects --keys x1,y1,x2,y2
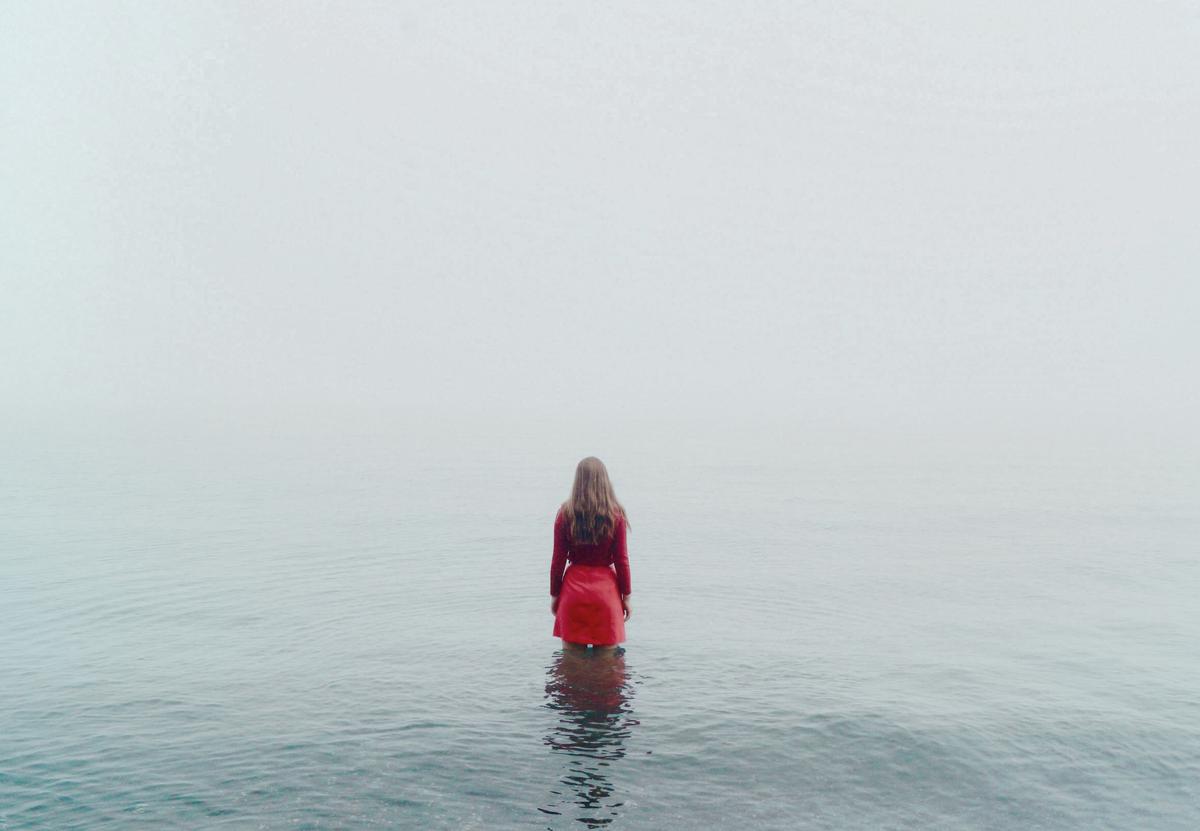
[
  {"x1": 612, "y1": 515, "x2": 631, "y2": 597},
  {"x1": 550, "y1": 510, "x2": 569, "y2": 596}
]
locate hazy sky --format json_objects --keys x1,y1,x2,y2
[{"x1": 3, "y1": 2, "x2": 1197, "y2": 446}]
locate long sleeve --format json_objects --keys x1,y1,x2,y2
[
  {"x1": 550, "y1": 510, "x2": 569, "y2": 596},
  {"x1": 612, "y1": 515, "x2": 631, "y2": 596}
]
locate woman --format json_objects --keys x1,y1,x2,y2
[{"x1": 550, "y1": 457, "x2": 632, "y2": 651}]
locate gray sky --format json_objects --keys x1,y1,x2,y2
[{"x1": 3, "y1": 2, "x2": 1197, "y2": 449}]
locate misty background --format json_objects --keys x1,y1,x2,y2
[
  {"x1": 4, "y1": 6, "x2": 1200, "y2": 828},
  {"x1": 2, "y1": 2, "x2": 1198, "y2": 462}
]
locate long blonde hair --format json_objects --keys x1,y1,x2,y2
[{"x1": 560, "y1": 456, "x2": 630, "y2": 544}]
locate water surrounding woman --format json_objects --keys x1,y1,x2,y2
[{"x1": 550, "y1": 457, "x2": 632, "y2": 651}]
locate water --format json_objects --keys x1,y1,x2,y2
[{"x1": 2, "y1": 425, "x2": 1198, "y2": 829}]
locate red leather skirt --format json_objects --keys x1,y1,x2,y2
[{"x1": 553, "y1": 563, "x2": 626, "y2": 646}]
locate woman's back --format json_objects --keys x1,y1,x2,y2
[{"x1": 553, "y1": 508, "x2": 630, "y2": 596}]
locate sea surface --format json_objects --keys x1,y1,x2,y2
[{"x1": 2, "y1": 425, "x2": 1198, "y2": 829}]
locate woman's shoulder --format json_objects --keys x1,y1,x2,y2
[
  {"x1": 607, "y1": 511, "x2": 626, "y2": 536},
  {"x1": 613, "y1": 509, "x2": 629, "y2": 534}
]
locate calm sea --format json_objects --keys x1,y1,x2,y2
[{"x1": 2, "y1": 424, "x2": 1198, "y2": 829}]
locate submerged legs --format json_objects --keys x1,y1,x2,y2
[{"x1": 561, "y1": 639, "x2": 619, "y2": 654}]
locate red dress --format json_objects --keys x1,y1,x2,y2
[{"x1": 551, "y1": 509, "x2": 630, "y2": 646}]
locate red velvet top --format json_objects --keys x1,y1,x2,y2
[{"x1": 550, "y1": 508, "x2": 631, "y2": 597}]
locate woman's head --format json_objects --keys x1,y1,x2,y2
[{"x1": 562, "y1": 456, "x2": 629, "y2": 544}]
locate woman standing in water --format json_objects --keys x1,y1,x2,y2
[{"x1": 550, "y1": 457, "x2": 631, "y2": 651}]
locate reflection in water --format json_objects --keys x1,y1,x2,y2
[{"x1": 540, "y1": 648, "x2": 638, "y2": 828}]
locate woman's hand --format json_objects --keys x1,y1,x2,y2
[
  {"x1": 621, "y1": 595, "x2": 631, "y2": 621},
  {"x1": 550, "y1": 595, "x2": 559, "y2": 615}
]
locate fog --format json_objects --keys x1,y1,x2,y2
[{"x1": 3, "y1": 2, "x2": 1197, "y2": 459}]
